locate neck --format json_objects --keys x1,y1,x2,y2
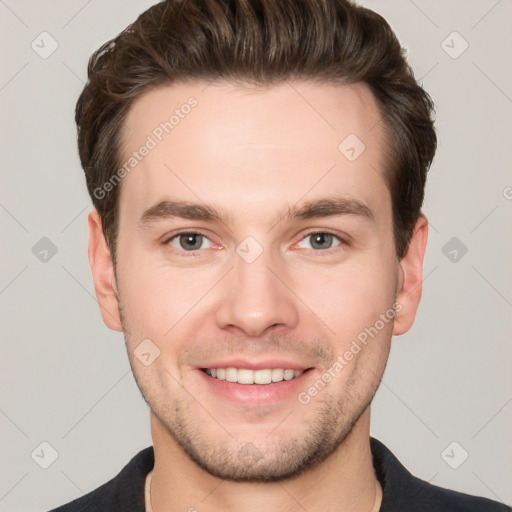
[{"x1": 147, "y1": 407, "x2": 381, "y2": 512}]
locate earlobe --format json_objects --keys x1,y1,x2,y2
[
  {"x1": 88, "y1": 209, "x2": 123, "y2": 332},
  {"x1": 393, "y1": 214, "x2": 429, "y2": 336}
]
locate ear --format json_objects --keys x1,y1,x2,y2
[
  {"x1": 393, "y1": 214, "x2": 428, "y2": 336},
  {"x1": 88, "y1": 209, "x2": 123, "y2": 332}
]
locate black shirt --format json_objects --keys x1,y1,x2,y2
[{"x1": 48, "y1": 437, "x2": 511, "y2": 511}]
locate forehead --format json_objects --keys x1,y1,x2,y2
[{"x1": 118, "y1": 80, "x2": 390, "y2": 223}]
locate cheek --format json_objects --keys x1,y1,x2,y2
[
  {"x1": 117, "y1": 254, "x2": 217, "y2": 340},
  {"x1": 292, "y1": 256, "x2": 398, "y2": 342}
]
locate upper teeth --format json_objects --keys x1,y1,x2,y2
[{"x1": 205, "y1": 368, "x2": 304, "y2": 385}]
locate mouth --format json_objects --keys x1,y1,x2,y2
[
  {"x1": 196, "y1": 364, "x2": 316, "y2": 405},
  {"x1": 200, "y1": 367, "x2": 313, "y2": 385}
]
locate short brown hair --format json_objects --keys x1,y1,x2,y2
[{"x1": 76, "y1": 0, "x2": 436, "y2": 264}]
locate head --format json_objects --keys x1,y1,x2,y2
[{"x1": 83, "y1": 0, "x2": 436, "y2": 482}]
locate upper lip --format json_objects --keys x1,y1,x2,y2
[{"x1": 195, "y1": 358, "x2": 314, "y2": 371}]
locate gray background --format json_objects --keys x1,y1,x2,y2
[{"x1": 1, "y1": 0, "x2": 511, "y2": 510}]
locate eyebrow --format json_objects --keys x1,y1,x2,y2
[
  {"x1": 137, "y1": 201, "x2": 230, "y2": 227},
  {"x1": 283, "y1": 197, "x2": 374, "y2": 224},
  {"x1": 136, "y1": 196, "x2": 374, "y2": 228}
]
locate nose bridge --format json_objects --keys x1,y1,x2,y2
[{"x1": 214, "y1": 239, "x2": 299, "y2": 336}]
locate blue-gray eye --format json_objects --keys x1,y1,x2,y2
[
  {"x1": 168, "y1": 233, "x2": 213, "y2": 251},
  {"x1": 297, "y1": 233, "x2": 341, "y2": 250}
]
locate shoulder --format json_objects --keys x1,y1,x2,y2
[
  {"x1": 370, "y1": 438, "x2": 511, "y2": 512},
  {"x1": 47, "y1": 446, "x2": 154, "y2": 512}
]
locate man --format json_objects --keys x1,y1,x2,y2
[{"x1": 50, "y1": 0, "x2": 510, "y2": 510}]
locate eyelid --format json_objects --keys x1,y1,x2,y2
[
  {"x1": 302, "y1": 227, "x2": 346, "y2": 237},
  {"x1": 162, "y1": 229, "x2": 221, "y2": 255},
  {"x1": 162, "y1": 228, "x2": 215, "y2": 243},
  {"x1": 295, "y1": 229, "x2": 348, "y2": 245},
  {"x1": 160, "y1": 228, "x2": 349, "y2": 256}
]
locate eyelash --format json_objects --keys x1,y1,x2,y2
[
  {"x1": 162, "y1": 230, "x2": 216, "y2": 257},
  {"x1": 161, "y1": 230, "x2": 348, "y2": 257}
]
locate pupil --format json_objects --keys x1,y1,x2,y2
[
  {"x1": 311, "y1": 233, "x2": 332, "y2": 250},
  {"x1": 180, "y1": 233, "x2": 202, "y2": 250}
]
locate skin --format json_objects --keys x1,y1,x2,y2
[{"x1": 88, "y1": 80, "x2": 428, "y2": 512}]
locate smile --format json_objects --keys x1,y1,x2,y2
[{"x1": 202, "y1": 367, "x2": 305, "y2": 385}]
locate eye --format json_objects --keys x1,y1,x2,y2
[
  {"x1": 296, "y1": 232, "x2": 343, "y2": 251},
  {"x1": 166, "y1": 232, "x2": 214, "y2": 252}
]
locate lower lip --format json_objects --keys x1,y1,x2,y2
[{"x1": 196, "y1": 369, "x2": 314, "y2": 405}]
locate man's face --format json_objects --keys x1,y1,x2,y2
[{"x1": 98, "y1": 80, "x2": 417, "y2": 481}]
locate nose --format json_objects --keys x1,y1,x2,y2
[{"x1": 214, "y1": 247, "x2": 299, "y2": 337}]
